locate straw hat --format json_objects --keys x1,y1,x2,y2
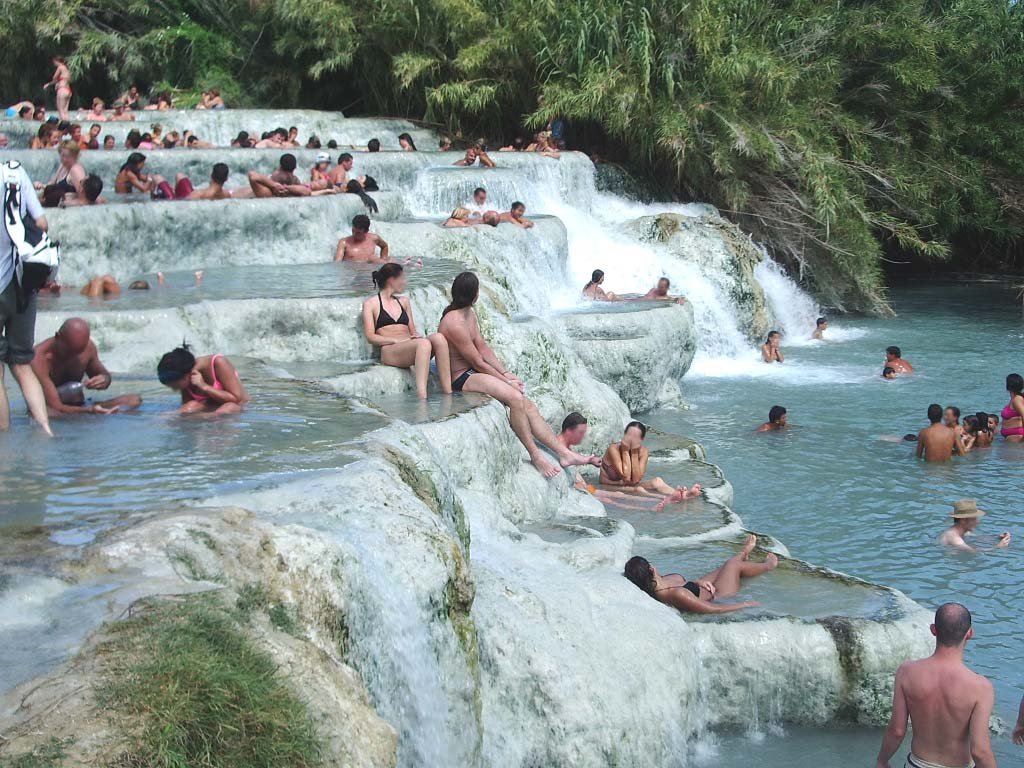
[{"x1": 950, "y1": 499, "x2": 985, "y2": 519}]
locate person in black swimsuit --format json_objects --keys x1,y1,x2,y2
[
  {"x1": 624, "y1": 535, "x2": 778, "y2": 615},
  {"x1": 361, "y1": 263, "x2": 452, "y2": 398}
]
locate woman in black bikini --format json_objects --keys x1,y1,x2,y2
[
  {"x1": 624, "y1": 535, "x2": 777, "y2": 615},
  {"x1": 361, "y1": 263, "x2": 452, "y2": 398}
]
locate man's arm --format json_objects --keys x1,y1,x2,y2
[
  {"x1": 30, "y1": 356, "x2": 107, "y2": 415},
  {"x1": 478, "y1": 152, "x2": 496, "y2": 168},
  {"x1": 84, "y1": 345, "x2": 112, "y2": 390},
  {"x1": 916, "y1": 434, "x2": 925, "y2": 459},
  {"x1": 1012, "y1": 694, "x2": 1024, "y2": 745},
  {"x1": 969, "y1": 680, "x2": 997, "y2": 768},
  {"x1": 940, "y1": 530, "x2": 976, "y2": 553},
  {"x1": 634, "y1": 447, "x2": 650, "y2": 484},
  {"x1": 876, "y1": 666, "x2": 909, "y2": 768},
  {"x1": 333, "y1": 238, "x2": 347, "y2": 262},
  {"x1": 954, "y1": 431, "x2": 969, "y2": 456},
  {"x1": 375, "y1": 235, "x2": 390, "y2": 262}
]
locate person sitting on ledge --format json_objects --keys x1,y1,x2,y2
[
  {"x1": 249, "y1": 153, "x2": 316, "y2": 197},
  {"x1": 36, "y1": 140, "x2": 87, "y2": 199},
  {"x1": 114, "y1": 152, "x2": 159, "y2": 195},
  {"x1": 454, "y1": 145, "x2": 496, "y2": 168},
  {"x1": 885, "y1": 345, "x2": 914, "y2": 374},
  {"x1": 761, "y1": 330, "x2": 784, "y2": 363},
  {"x1": 498, "y1": 201, "x2": 534, "y2": 228},
  {"x1": 335, "y1": 214, "x2": 389, "y2": 263},
  {"x1": 31, "y1": 318, "x2": 141, "y2": 416},
  {"x1": 624, "y1": 535, "x2": 775, "y2": 615},
  {"x1": 438, "y1": 271, "x2": 593, "y2": 476},
  {"x1": 330, "y1": 153, "x2": 367, "y2": 189},
  {"x1": 938, "y1": 499, "x2": 1011, "y2": 553},
  {"x1": 310, "y1": 152, "x2": 332, "y2": 191},
  {"x1": 367, "y1": 138, "x2": 381, "y2": 153},
  {"x1": 183, "y1": 163, "x2": 251, "y2": 200},
  {"x1": 599, "y1": 421, "x2": 677, "y2": 496},
  {"x1": 157, "y1": 345, "x2": 248, "y2": 415},
  {"x1": 438, "y1": 136, "x2": 453, "y2": 151},
  {"x1": 811, "y1": 316, "x2": 828, "y2": 340},
  {"x1": 756, "y1": 405, "x2": 788, "y2": 433},
  {"x1": 583, "y1": 269, "x2": 619, "y2": 301},
  {"x1": 443, "y1": 208, "x2": 477, "y2": 228},
  {"x1": 556, "y1": 411, "x2": 602, "y2": 468},
  {"x1": 526, "y1": 131, "x2": 561, "y2": 159},
  {"x1": 641, "y1": 277, "x2": 686, "y2": 305},
  {"x1": 362, "y1": 263, "x2": 452, "y2": 399}
]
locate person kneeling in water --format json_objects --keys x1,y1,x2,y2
[
  {"x1": 157, "y1": 345, "x2": 248, "y2": 414},
  {"x1": 362, "y1": 263, "x2": 452, "y2": 398},
  {"x1": 624, "y1": 535, "x2": 776, "y2": 615},
  {"x1": 599, "y1": 421, "x2": 677, "y2": 496},
  {"x1": 438, "y1": 271, "x2": 593, "y2": 477}
]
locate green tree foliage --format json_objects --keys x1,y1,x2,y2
[{"x1": 3, "y1": 0, "x2": 1023, "y2": 310}]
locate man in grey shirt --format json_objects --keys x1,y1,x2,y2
[{"x1": 0, "y1": 161, "x2": 54, "y2": 435}]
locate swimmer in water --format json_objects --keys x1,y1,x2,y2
[
  {"x1": 31, "y1": 318, "x2": 141, "y2": 416},
  {"x1": 811, "y1": 316, "x2": 828, "y2": 340},
  {"x1": 917, "y1": 403, "x2": 966, "y2": 462},
  {"x1": 938, "y1": 499, "x2": 1010, "y2": 552},
  {"x1": 756, "y1": 405, "x2": 788, "y2": 432},
  {"x1": 885, "y1": 345, "x2": 914, "y2": 374},
  {"x1": 361, "y1": 263, "x2": 452, "y2": 399},
  {"x1": 761, "y1": 330, "x2": 784, "y2": 363},
  {"x1": 248, "y1": 153, "x2": 315, "y2": 197},
  {"x1": 882, "y1": 366, "x2": 898, "y2": 379},
  {"x1": 972, "y1": 412, "x2": 994, "y2": 448},
  {"x1": 156, "y1": 345, "x2": 248, "y2": 414},
  {"x1": 498, "y1": 201, "x2": 534, "y2": 228},
  {"x1": 582, "y1": 269, "x2": 619, "y2": 301},
  {"x1": 599, "y1": 421, "x2": 677, "y2": 496},
  {"x1": 335, "y1": 214, "x2": 392, "y2": 263},
  {"x1": 641, "y1": 277, "x2": 686, "y2": 304},
  {"x1": 1000, "y1": 372, "x2": 1024, "y2": 441},
  {"x1": 624, "y1": 535, "x2": 777, "y2": 615}
]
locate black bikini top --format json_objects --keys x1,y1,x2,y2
[{"x1": 374, "y1": 293, "x2": 409, "y2": 331}]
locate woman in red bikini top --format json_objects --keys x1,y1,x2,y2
[
  {"x1": 156, "y1": 345, "x2": 249, "y2": 414},
  {"x1": 1001, "y1": 373, "x2": 1024, "y2": 439}
]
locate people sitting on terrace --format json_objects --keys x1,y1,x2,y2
[
  {"x1": 362, "y1": 263, "x2": 452, "y2": 399},
  {"x1": 757, "y1": 405, "x2": 788, "y2": 433},
  {"x1": 439, "y1": 271, "x2": 595, "y2": 476},
  {"x1": 31, "y1": 318, "x2": 142, "y2": 417},
  {"x1": 527, "y1": 131, "x2": 561, "y2": 159},
  {"x1": 624, "y1": 536, "x2": 776, "y2": 615},
  {"x1": 110, "y1": 101, "x2": 134, "y2": 121},
  {"x1": 454, "y1": 144, "x2": 496, "y2": 168},
  {"x1": 35, "y1": 141, "x2": 87, "y2": 199},
  {"x1": 642, "y1": 277, "x2": 686, "y2": 304},
  {"x1": 248, "y1": 153, "x2": 316, "y2": 198},
  {"x1": 367, "y1": 138, "x2": 381, "y2": 152},
  {"x1": 884, "y1": 345, "x2": 914, "y2": 374},
  {"x1": 761, "y1": 330, "x2": 784, "y2": 363},
  {"x1": 335, "y1": 214, "x2": 390, "y2": 263},
  {"x1": 583, "y1": 269, "x2": 619, "y2": 301},
  {"x1": 600, "y1": 421, "x2": 677, "y2": 496},
  {"x1": 61, "y1": 174, "x2": 106, "y2": 206},
  {"x1": 115, "y1": 152, "x2": 160, "y2": 195},
  {"x1": 157, "y1": 345, "x2": 249, "y2": 415},
  {"x1": 398, "y1": 133, "x2": 417, "y2": 151},
  {"x1": 120, "y1": 86, "x2": 141, "y2": 110},
  {"x1": 196, "y1": 90, "x2": 225, "y2": 110},
  {"x1": 87, "y1": 99, "x2": 107, "y2": 122},
  {"x1": 311, "y1": 152, "x2": 332, "y2": 191},
  {"x1": 498, "y1": 202, "x2": 534, "y2": 228},
  {"x1": 254, "y1": 128, "x2": 287, "y2": 149}
]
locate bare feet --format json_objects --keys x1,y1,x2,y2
[
  {"x1": 688, "y1": 483, "x2": 702, "y2": 498},
  {"x1": 764, "y1": 553, "x2": 779, "y2": 570},
  {"x1": 655, "y1": 486, "x2": 687, "y2": 511},
  {"x1": 532, "y1": 453, "x2": 562, "y2": 478},
  {"x1": 740, "y1": 534, "x2": 757, "y2": 559},
  {"x1": 559, "y1": 451, "x2": 599, "y2": 469}
]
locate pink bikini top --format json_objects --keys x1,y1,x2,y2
[
  {"x1": 185, "y1": 354, "x2": 224, "y2": 403},
  {"x1": 1003, "y1": 402, "x2": 1018, "y2": 420}
]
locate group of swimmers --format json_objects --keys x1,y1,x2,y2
[{"x1": 582, "y1": 270, "x2": 687, "y2": 303}]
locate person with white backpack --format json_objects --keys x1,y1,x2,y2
[{"x1": 1, "y1": 159, "x2": 55, "y2": 435}]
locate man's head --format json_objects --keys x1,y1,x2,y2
[
  {"x1": 943, "y1": 406, "x2": 961, "y2": 427},
  {"x1": 69, "y1": 124, "x2": 83, "y2": 141},
  {"x1": 482, "y1": 211, "x2": 499, "y2": 227},
  {"x1": 211, "y1": 163, "x2": 229, "y2": 186},
  {"x1": 473, "y1": 187, "x2": 487, "y2": 205},
  {"x1": 55, "y1": 317, "x2": 91, "y2": 355},
  {"x1": 339, "y1": 153, "x2": 353, "y2": 170},
  {"x1": 89, "y1": 124, "x2": 101, "y2": 138},
  {"x1": 882, "y1": 367, "x2": 897, "y2": 379},
  {"x1": 279, "y1": 153, "x2": 297, "y2": 173},
  {"x1": 351, "y1": 214, "x2": 371, "y2": 238},
  {"x1": 656, "y1": 277, "x2": 670, "y2": 296},
  {"x1": 768, "y1": 405, "x2": 787, "y2": 426},
  {"x1": 82, "y1": 174, "x2": 103, "y2": 203},
  {"x1": 816, "y1": 317, "x2": 827, "y2": 329},
  {"x1": 622, "y1": 420, "x2": 647, "y2": 447},
  {"x1": 129, "y1": 280, "x2": 150, "y2": 290},
  {"x1": 932, "y1": 602, "x2": 973, "y2": 648},
  {"x1": 987, "y1": 413, "x2": 999, "y2": 432},
  {"x1": 367, "y1": 138, "x2": 381, "y2": 152},
  {"x1": 560, "y1": 412, "x2": 588, "y2": 446},
  {"x1": 186, "y1": 135, "x2": 199, "y2": 147},
  {"x1": 288, "y1": 126, "x2": 298, "y2": 139},
  {"x1": 885, "y1": 346, "x2": 901, "y2": 362},
  {"x1": 927, "y1": 403, "x2": 943, "y2": 424},
  {"x1": 464, "y1": 147, "x2": 479, "y2": 162},
  {"x1": 511, "y1": 201, "x2": 526, "y2": 220}
]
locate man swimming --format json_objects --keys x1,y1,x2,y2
[
  {"x1": 556, "y1": 411, "x2": 602, "y2": 467},
  {"x1": 641, "y1": 277, "x2": 686, "y2": 304},
  {"x1": 811, "y1": 316, "x2": 828, "y2": 340},
  {"x1": 498, "y1": 202, "x2": 535, "y2": 228},
  {"x1": 876, "y1": 603, "x2": 997, "y2": 768},
  {"x1": 756, "y1": 405, "x2": 788, "y2": 432},
  {"x1": 599, "y1": 421, "x2": 677, "y2": 496},
  {"x1": 334, "y1": 214, "x2": 390, "y2": 263},
  {"x1": 885, "y1": 345, "x2": 915, "y2": 374},
  {"x1": 937, "y1": 499, "x2": 1011, "y2": 553},
  {"x1": 438, "y1": 271, "x2": 593, "y2": 477},
  {"x1": 31, "y1": 318, "x2": 142, "y2": 416},
  {"x1": 917, "y1": 403, "x2": 966, "y2": 462}
]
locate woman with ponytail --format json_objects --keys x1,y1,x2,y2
[
  {"x1": 361, "y1": 263, "x2": 452, "y2": 398},
  {"x1": 582, "y1": 269, "x2": 618, "y2": 301},
  {"x1": 156, "y1": 344, "x2": 248, "y2": 414}
]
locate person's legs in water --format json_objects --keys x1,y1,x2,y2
[
  {"x1": 0, "y1": 366, "x2": 8, "y2": 431},
  {"x1": 174, "y1": 174, "x2": 194, "y2": 199},
  {"x1": 427, "y1": 333, "x2": 453, "y2": 394},
  {"x1": 11, "y1": 363, "x2": 54, "y2": 436},
  {"x1": 381, "y1": 337, "x2": 433, "y2": 398},
  {"x1": 96, "y1": 393, "x2": 143, "y2": 411},
  {"x1": 699, "y1": 535, "x2": 778, "y2": 599},
  {"x1": 461, "y1": 372, "x2": 560, "y2": 477},
  {"x1": 640, "y1": 476, "x2": 676, "y2": 495}
]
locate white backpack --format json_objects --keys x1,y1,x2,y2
[{"x1": 2, "y1": 160, "x2": 59, "y2": 307}]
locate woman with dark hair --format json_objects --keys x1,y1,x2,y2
[
  {"x1": 1000, "y1": 373, "x2": 1024, "y2": 440},
  {"x1": 624, "y1": 535, "x2": 775, "y2": 615},
  {"x1": 398, "y1": 133, "x2": 417, "y2": 151},
  {"x1": 43, "y1": 56, "x2": 72, "y2": 122},
  {"x1": 115, "y1": 153, "x2": 156, "y2": 194},
  {"x1": 600, "y1": 421, "x2": 677, "y2": 496},
  {"x1": 761, "y1": 330, "x2": 784, "y2": 363},
  {"x1": 361, "y1": 263, "x2": 452, "y2": 398},
  {"x1": 973, "y1": 412, "x2": 994, "y2": 448},
  {"x1": 582, "y1": 269, "x2": 618, "y2": 301},
  {"x1": 156, "y1": 345, "x2": 248, "y2": 414}
]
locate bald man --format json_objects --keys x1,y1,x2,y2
[{"x1": 31, "y1": 318, "x2": 142, "y2": 416}]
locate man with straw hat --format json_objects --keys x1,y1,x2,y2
[{"x1": 938, "y1": 500, "x2": 1011, "y2": 553}]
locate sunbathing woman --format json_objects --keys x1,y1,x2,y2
[
  {"x1": 157, "y1": 345, "x2": 249, "y2": 415},
  {"x1": 624, "y1": 535, "x2": 777, "y2": 615},
  {"x1": 1001, "y1": 373, "x2": 1024, "y2": 441},
  {"x1": 361, "y1": 263, "x2": 453, "y2": 399},
  {"x1": 582, "y1": 269, "x2": 619, "y2": 301}
]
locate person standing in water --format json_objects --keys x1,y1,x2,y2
[
  {"x1": 938, "y1": 499, "x2": 1011, "y2": 553},
  {"x1": 1000, "y1": 373, "x2": 1024, "y2": 441},
  {"x1": 156, "y1": 345, "x2": 248, "y2": 415},
  {"x1": 885, "y1": 345, "x2": 915, "y2": 374},
  {"x1": 335, "y1": 214, "x2": 390, "y2": 263},
  {"x1": 756, "y1": 405, "x2": 788, "y2": 432},
  {"x1": 599, "y1": 421, "x2": 676, "y2": 496},
  {"x1": 875, "y1": 603, "x2": 997, "y2": 768},
  {"x1": 361, "y1": 263, "x2": 452, "y2": 399},
  {"x1": 811, "y1": 316, "x2": 828, "y2": 340},
  {"x1": 917, "y1": 403, "x2": 966, "y2": 462},
  {"x1": 438, "y1": 271, "x2": 593, "y2": 477},
  {"x1": 761, "y1": 330, "x2": 784, "y2": 363},
  {"x1": 43, "y1": 56, "x2": 72, "y2": 122}
]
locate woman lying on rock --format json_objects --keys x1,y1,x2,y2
[
  {"x1": 624, "y1": 535, "x2": 777, "y2": 615},
  {"x1": 157, "y1": 345, "x2": 249, "y2": 415},
  {"x1": 362, "y1": 263, "x2": 452, "y2": 398}
]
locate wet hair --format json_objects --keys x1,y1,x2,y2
[
  {"x1": 186, "y1": 135, "x2": 199, "y2": 146},
  {"x1": 482, "y1": 211, "x2": 499, "y2": 227},
  {"x1": 102, "y1": 135, "x2": 114, "y2": 147},
  {"x1": 41, "y1": 184, "x2": 64, "y2": 208},
  {"x1": 352, "y1": 214, "x2": 371, "y2": 232},
  {"x1": 766, "y1": 330, "x2": 781, "y2": 343},
  {"x1": 339, "y1": 152, "x2": 353, "y2": 164},
  {"x1": 211, "y1": 163, "x2": 229, "y2": 185},
  {"x1": 233, "y1": 131, "x2": 251, "y2": 147},
  {"x1": 473, "y1": 187, "x2": 486, "y2": 197},
  {"x1": 945, "y1": 405, "x2": 960, "y2": 421},
  {"x1": 82, "y1": 174, "x2": 103, "y2": 202},
  {"x1": 438, "y1": 136, "x2": 452, "y2": 149},
  {"x1": 398, "y1": 132, "x2": 417, "y2": 150},
  {"x1": 157, "y1": 345, "x2": 196, "y2": 385},
  {"x1": 371, "y1": 262, "x2": 403, "y2": 290},
  {"x1": 768, "y1": 405, "x2": 787, "y2": 423},
  {"x1": 129, "y1": 280, "x2": 150, "y2": 290},
  {"x1": 442, "y1": 272, "x2": 480, "y2": 316},
  {"x1": 367, "y1": 138, "x2": 381, "y2": 152},
  {"x1": 975, "y1": 412, "x2": 992, "y2": 433},
  {"x1": 816, "y1": 316, "x2": 827, "y2": 327},
  {"x1": 902, "y1": 434, "x2": 918, "y2": 442},
  {"x1": 882, "y1": 366, "x2": 896, "y2": 377},
  {"x1": 934, "y1": 603, "x2": 972, "y2": 647},
  {"x1": 927, "y1": 403, "x2": 943, "y2": 423},
  {"x1": 279, "y1": 153, "x2": 297, "y2": 172},
  {"x1": 886, "y1": 346, "x2": 901, "y2": 358},
  {"x1": 348, "y1": 181, "x2": 378, "y2": 213},
  {"x1": 121, "y1": 152, "x2": 146, "y2": 173},
  {"x1": 512, "y1": 136, "x2": 526, "y2": 151},
  {"x1": 624, "y1": 420, "x2": 647, "y2": 438},
  {"x1": 624, "y1": 556, "x2": 656, "y2": 596},
  {"x1": 585, "y1": 269, "x2": 604, "y2": 289},
  {"x1": 963, "y1": 415, "x2": 979, "y2": 434},
  {"x1": 511, "y1": 201, "x2": 525, "y2": 212},
  {"x1": 658, "y1": 277, "x2": 670, "y2": 287},
  {"x1": 1007, "y1": 373, "x2": 1024, "y2": 396},
  {"x1": 306, "y1": 135, "x2": 321, "y2": 149},
  {"x1": 561, "y1": 412, "x2": 588, "y2": 432}
]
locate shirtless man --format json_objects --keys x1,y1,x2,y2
[
  {"x1": 329, "y1": 153, "x2": 366, "y2": 189},
  {"x1": 756, "y1": 405, "x2": 788, "y2": 432},
  {"x1": 599, "y1": 421, "x2": 676, "y2": 496},
  {"x1": 183, "y1": 163, "x2": 246, "y2": 200},
  {"x1": 876, "y1": 603, "x2": 997, "y2": 768},
  {"x1": 811, "y1": 316, "x2": 828, "y2": 340},
  {"x1": 938, "y1": 499, "x2": 1011, "y2": 553},
  {"x1": 453, "y1": 146, "x2": 496, "y2": 168},
  {"x1": 248, "y1": 154, "x2": 311, "y2": 197},
  {"x1": 641, "y1": 277, "x2": 686, "y2": 305},
  {"x1": 762, "y1": 330, "x2": 784, "y2": 363},
  {"x1": 31, "y1": 318, "x2": 142, "y2": 416},
  {"x1": 438, "y1": 271, "x2": 593, "y2": 477},
  {"x1": 334, "y1": 214, "x2": 389, "y2": 263},
  {"x1": 62, "y1": 174, "x2": 106, "y2": 206},
  {"x1": 917, "y1": 404, "x2": 966, "y2": 462},
  {"x1": 556, "y1": 411, "x2": 602, "y2": 467},
  {"x1": 886, "y1": 345, "x2": 915, "y2": 374},
  {"x1": 499, "y1": 201, "x2": 534, "y2": 228}
]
